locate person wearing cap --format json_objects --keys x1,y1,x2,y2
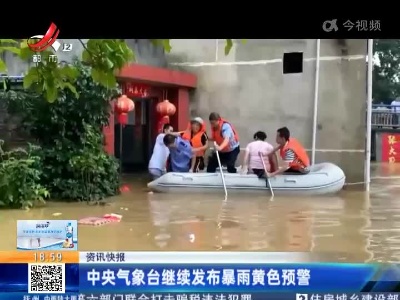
[
  {"x1": 181, "y1": 117, "x2": 208, "y2": 172},
  {"x1": 207, "y1": 112, "x2": 240, "y2": 173}
]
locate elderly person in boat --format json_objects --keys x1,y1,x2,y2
[
  {"x1": 261, "y1": 127, "x2": 310, "y2": 177},
  {"x1": 180, "y1": 117, "x2": 208, "y2": 172},
  {"x1": 241, "y1": 131, "x2": 278, "y2": 178}
]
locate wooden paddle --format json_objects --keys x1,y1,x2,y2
[
  {"x1": 260, "y1": 153, "x2": 274, "y2": 197},
  {"x1": 214, "y1": 142, "x2": 228, "y2": 201}
]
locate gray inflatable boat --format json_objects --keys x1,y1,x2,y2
[{"x1": 148, "y1": 162, "x2": 346, "y2": 195}]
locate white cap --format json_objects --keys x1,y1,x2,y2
[{"x1": 191, "y1": 117, "x2": 203, "y2": 124}]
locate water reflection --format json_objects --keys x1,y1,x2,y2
[{"x1": 1, "y1": 163, "x2": 400, "y2": 263}]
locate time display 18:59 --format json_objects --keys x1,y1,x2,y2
[{"x1": 33, "y1": 252, "x2": 63, "y2": 262}]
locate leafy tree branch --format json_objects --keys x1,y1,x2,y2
[
  {"x1": 373, "y1": 39, "x2": 400, "y2": 104},
  {"x1": 0, "y1": 39, "x2": 245, "y2": 103}
]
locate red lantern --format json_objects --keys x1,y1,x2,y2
[
  {"x1": 156, "y1": 99, "x2": 176, "y2": 116},
  {"x1": 115, "y1": 95, "x2": 134, "y2": 125},
  {"x1": 156, "y1": 100, "x2": 176, "y2": 132}
]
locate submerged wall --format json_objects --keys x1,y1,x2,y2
[{"x1": 166, "y1": 39, "x2": 368, "y2": 187}]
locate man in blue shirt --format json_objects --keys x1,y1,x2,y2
[
  {"x1": 163, "y1": 134, "x2": 196, "y2": 173},
  {"x1": 207, "y1": 112, "x2": 240, "y2": 173}
]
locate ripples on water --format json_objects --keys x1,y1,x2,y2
[{"x1": 1, "y1": 163, "x2": 400, "y2": 263}]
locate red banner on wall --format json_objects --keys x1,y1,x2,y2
[
  {"x1": 381, "y1": 133, "x2": 400, "y2": 163},
  {"x1": 125, "y1": 83, "x2": 151, "y2": 98}
]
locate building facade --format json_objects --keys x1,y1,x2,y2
[
  {"x1": 166, "y1": 39, "x2": 368, "y2": 187},
  {"x1": 2, "y1": 39, "x2": 368, "y2": 187}
]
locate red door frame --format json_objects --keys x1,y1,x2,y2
[{"x1": 103, "y1": 64, "x2": 197, "y2": 155}]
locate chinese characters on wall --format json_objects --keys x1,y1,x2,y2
[
  {"x1": 125, "y1": 83, "x2": 151, "y2": 98},
  {"x1": 381, "y1": 134, "x2": 400, "y2": 163}
]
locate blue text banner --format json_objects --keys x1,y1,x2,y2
[{"x1": 79, "y1": 263, "x2": 386, "y2": 292}]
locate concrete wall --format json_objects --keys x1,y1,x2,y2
[{"x1": 166, "y1": 39, "x2": 368, "y2": 186}]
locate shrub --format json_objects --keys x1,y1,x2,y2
[
  {"x1": 1, "y1": 60, "x2": 121, "y2": 202},
  {"x1": 41, "y1": 124, "x2": 120, "y2": 201},
  {"x1": 0, "y1": 140, "x2": 49, "y2": 209}
]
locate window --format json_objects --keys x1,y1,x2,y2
[{"x1": 283, "y1": 52, "x2": 303, "y2": 74}]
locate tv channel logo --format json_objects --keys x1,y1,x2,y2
[{"x1": 27, "y1": 22, "x2": 72, "y2": 53}]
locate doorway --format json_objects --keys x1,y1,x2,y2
[{"x1": 114, "y1": 98, "x2": 155, "y2": 172}]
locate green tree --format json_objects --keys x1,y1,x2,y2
[
  {"x1": 373, "y1": 39, "x2": 400, "y2": 104},
  {"x1": 0, "y1": 39, "x2": 241, "y2": 102},
  {"x1": 1, "y1": 61, "x2": 121, "y2": 202}
]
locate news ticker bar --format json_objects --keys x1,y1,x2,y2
[
  {"x1": 57, "y1": 293, "x2": 400, "y2": 300},
  {"x1": 4, "y1": 251, "x2": 336, "y2": 263},
  {"x1": 1, "y1": 294, "x2": 397, "y2": 300},
  {"x1": 0, "y1": 294, "x2": 78, "y2": 300}
]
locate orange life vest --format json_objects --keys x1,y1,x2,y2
[
  {"x1": 211, "y1": 118, "x2": 239, "y2": 152},
  {"x1": 181, "y1": 120, "x2": 207, "y2": 157},
  {"x1": 279, "y1": 138, "x2": 310, "y2": 171}
]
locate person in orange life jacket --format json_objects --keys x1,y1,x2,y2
[
  {"x1": 180, "y1": 117, "x2": 208, "y2": 172},
  {"x1": 261, "y1": 127, "x2": 310, "y2": 177},
  {"x1": 163, "y1": 134, "x2": 197, "y2": 173},
  {"x1": 207, "y1": 112, "x2": 240, "y2": 173}
]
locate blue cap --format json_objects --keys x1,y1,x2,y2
[{"x1": 68, "y1": 223, "x2": 71, "y2": 226}]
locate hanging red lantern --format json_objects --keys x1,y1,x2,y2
[
  {"x1": 156, "y1": 99, "x2": 176, "y2": 132},
  {"x1": 156, "y1": 90, "x2": 177, "y2": 132},
  {"x1": 115, "y1": 95, "x2": 134, "y2": 125},
  {"x1": 156, "y1": 99, "x2": 176, "y2": 116}
]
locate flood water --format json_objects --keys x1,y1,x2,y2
[{"x1": 1, "y1": 163, "x2": 400, "y2": 263}]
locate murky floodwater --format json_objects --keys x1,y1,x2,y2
[{"x1": 2, "y1": 163, "x2": 400, "y2": 263}]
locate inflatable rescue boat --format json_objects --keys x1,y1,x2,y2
[{"x1": 147, "y1": 162, "x2": 345, "y2": 196}]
